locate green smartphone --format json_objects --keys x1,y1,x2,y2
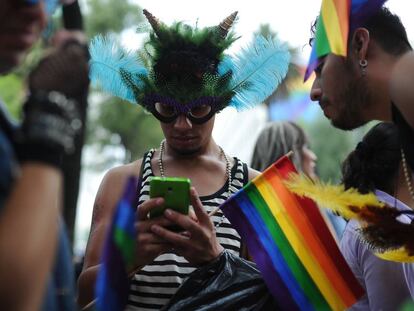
[{"x1": 149, "y1": 176, "x2": 191, "y2": 219}]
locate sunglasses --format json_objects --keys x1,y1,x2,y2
[{"x1": 144, "y1": 95, "x2": 223, "y2": 124}]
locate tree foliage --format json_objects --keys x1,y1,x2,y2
[
  {"x1": 84, "y1": 0, "x2": 143, "y2": 38},
  {"x1": 87, "y1": 96, "x2": 163, "y2": 164},
  {"x1": 81, "y1": 0, "x2": 164, "y2": 164},
  {"x1": 0, "y1": 74, "x2": 25, "y2": 120},
  {"x1": 302, "y1": 114, "x2": 375, "y2": 183}
]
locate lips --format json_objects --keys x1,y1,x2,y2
[
  {"x1": 318, "y1": 100, "x2": 332, "y2": 117},
  {"x1": 171, "y1": 136, "x2": 197, "y2": 142},
  {"x1": 318, "y1": 100, "x2": 328, "y2": 110}
]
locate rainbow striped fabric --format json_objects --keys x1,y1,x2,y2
[
  {"x1": 221, "y1": 156, "x2": 364, "y2": 311},
  {"x1": 95, "y1": 176, "x2": 138, "y2": 311},
  {"x1": 305, "y1": 0, "x2": 387, "y2": 81}
]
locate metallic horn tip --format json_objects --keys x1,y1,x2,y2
[
  {"x1": 143, "y1": 9, "x2": 155, "y2": 21},
  {"x1": 218, "y1": 11, "x2": 239, "y2": 38},
  {"x1": 142, "y1": 9, "x2": 163, "y2": 35}
]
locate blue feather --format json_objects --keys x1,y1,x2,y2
[
  {"x1": 218, "y1": 55, "x2": 236, "y2": 76},
  {"x1": 89, "y1": 35, "x2": 148, "y2": 104},
  {"x1": 222, "y1": 35, "x2": 290, "y2": 110}
]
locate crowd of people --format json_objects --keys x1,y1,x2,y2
[{"x1": 1, "y1": 0, "x2": 414, "y2": 310}]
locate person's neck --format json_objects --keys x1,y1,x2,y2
[{"x1": 364, "y1": 54, "x2": 400, "y2": 122}]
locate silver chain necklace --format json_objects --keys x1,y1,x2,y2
[
  {"x1": 401, "y1": 148, "x2": 414, "y2": 203},
  {"x1": 157, "y1": 139, "x2": 232, "y2": 229}
]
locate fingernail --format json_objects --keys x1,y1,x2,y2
[
  {"x1": 151, "y1": 224, "x2": 160, "y2": 233},
  {"x1": 164, "y1": 209, "x2": 173, "y2": 217},
  {"x1": 157, "y1": 198, "x2": 164, "y2": 204}
]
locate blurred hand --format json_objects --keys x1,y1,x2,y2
[
  {"x1": 28, "y1": 42, "x2": 89, "y2": 98},
  {"x1": 151, "y1": 187, "x2": 224, "y2": 266},
  {"x1": 50, "y1": 29, "x2": 87, "y2": 49},
  {"x1": 15, "y1": 41, "x2": 89, "y2": 167}
]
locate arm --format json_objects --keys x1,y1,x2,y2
[
  {"x1": 390, "y1": 51, "x2": 414, "y2": 129},
  {"x1": 77, "y1": 165, "x2": 132, "y2": 308},
  {"x1": 0, "y1": 42, "x2": 87, "y2": 310},
  {"x1": 0, "y1": 164, "x2": 61, "y2": 311},
  {"x1": 248, "y1": 167, "x2": 260, "y2": 181},
  {"x1": 77, "y1": 161, "x2": 172, "y2": 308},
  {"x1": 340, "y1": 221, "x2": 410, "y2": 310}
]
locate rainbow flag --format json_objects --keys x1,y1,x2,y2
[
  {"x1": 95, "y1": 176, "x2": 138, "y2": 311},
  {"x1": 221, "y1": 156, "x2": 364, "y2": 310},
  {"x1": 305, "y1": 0, "x2": 387, "y2": 81}
]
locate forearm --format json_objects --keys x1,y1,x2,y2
[
  {"x1": 0, "y1": 163, "x2": 61, "y2": 309},
  {"x1": 77, "y1": 265, "x2": 100, "y2": 308},
  {"x1": 77, "y1": 262, "x2": 144, "y2": 308}
]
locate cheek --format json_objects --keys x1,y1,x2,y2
[
  {"x1": 160, "y1": 122, "x2": 173, "y2": 136},
  {"x1": 202, "y1": 118, "x2": 215, "y2": 134}
]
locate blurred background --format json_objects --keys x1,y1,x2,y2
[{"x1": 1, "y1": 0, "x2": 413, "y2": 259}]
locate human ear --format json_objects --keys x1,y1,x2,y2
[{"x1": 350, "y1": 28, "x2": 370, "y2": 60}]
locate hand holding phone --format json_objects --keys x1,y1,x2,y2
[{"x1": 149, "y1": 177, "x2": 190, "y2": 219}]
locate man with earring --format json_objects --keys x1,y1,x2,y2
[{"x1": 309, "y1": 6, "x2": 413, "y2": 169}]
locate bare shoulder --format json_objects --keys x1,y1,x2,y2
[
  {"x1": 247, "y1": 167, "x2": 260, "y2": 181},
  {"x1": 92, "y1": 159, "x2": 143, "y2": 224}
]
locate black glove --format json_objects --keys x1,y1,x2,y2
[
  {"x1": 14, "y1": 43, "x2": 88, "y2": 169},
  {"x1": 15, "y1": 90, "x2": 82, "y2": 168}
]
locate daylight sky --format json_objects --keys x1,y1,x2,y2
[{"x1": 126, "y1": 0, "x2": 414, "y2": 64}]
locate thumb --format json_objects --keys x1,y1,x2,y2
[{"x1": 189, "y1": 187, "x2": 212, "y2": 228}]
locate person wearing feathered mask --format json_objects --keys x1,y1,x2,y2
[{"x1": 78, "y1": 9, "x2": 290, "y2": 310}]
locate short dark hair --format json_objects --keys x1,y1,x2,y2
[
  {"x1": 341, "y1": 122, "x2": 401, "y2": 194},
  {"x1": 363, "y1": 7, "x2": 412, "y2": 55},
  {"x1": 309, "y1": 7, "x2": 412, "y2": 55}
]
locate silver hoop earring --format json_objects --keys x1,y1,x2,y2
[{"x1": 359, "y1": 59, "x2": 368, "y2": 76}]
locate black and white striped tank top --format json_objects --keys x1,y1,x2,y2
[{"x1": 126, "y1": 149, "x2": 248, "y2": 310}]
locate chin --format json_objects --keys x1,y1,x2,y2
[
  {"x1": 171, "y1": 145, "x2": 201, "y2": 156},
  {"x1": 331, "y1": 114, "x2": 368, "y2": 131}
]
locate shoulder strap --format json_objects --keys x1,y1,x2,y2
[
  {"x1": 232, "y1": 157, "x2": 249, "y2": 186},
  {"x1": 242, "y1": 162, "x2": 249, "y2": 185},
  {"x1": 134, "y1": 150, "x2": 151, "y2": 208}
]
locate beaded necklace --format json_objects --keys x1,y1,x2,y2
[
  {"x1": 401, "y1": 148, "x2": 414, "y2": 204},
  {"x1": 158, "y1": 139, "x2": 233, "y2": 228}
]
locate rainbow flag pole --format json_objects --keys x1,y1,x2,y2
[{"x1": 221, "y1": 156, "x2": 364, "y2": 310}]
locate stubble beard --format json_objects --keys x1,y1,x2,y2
[{"x1": 331, "y1": 73, "x2": 373, "y2": 131}]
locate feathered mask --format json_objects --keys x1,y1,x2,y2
[
  {"x1": 285, "y1": 174, "x2": 414, "y2": 263},
  {"x1": 89, "y1": 10, "x2": 290, "y2": 122}
]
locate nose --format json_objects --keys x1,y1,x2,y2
[
  {"x1": 310, "y1": 79, "x2": 322, "y2": 102},
  {"x1": 173, "y1": 114, "x2": 192, "y2": 130},
  {"x1": 309, "y1": 150, "x2": 317, "y2": 162}
]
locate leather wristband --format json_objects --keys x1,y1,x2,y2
[{"x1": 14, "y1": 90, "x2": 82, "y2": 169}]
